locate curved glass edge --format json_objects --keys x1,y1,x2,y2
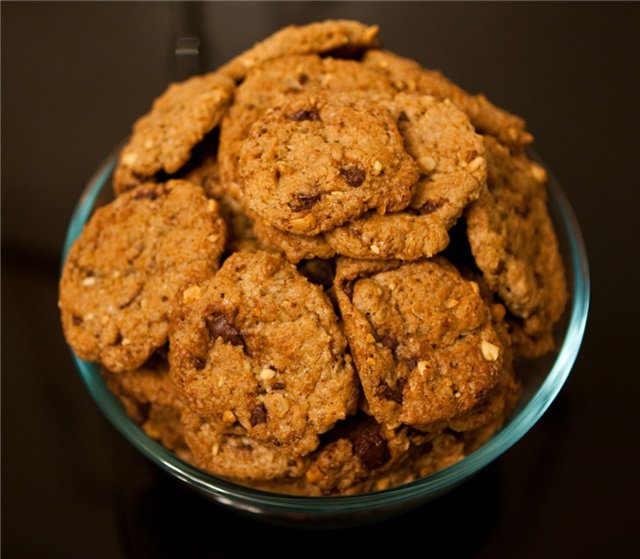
[{"x1": 66, "y1": 153, "x2": 590, "y2": 514}]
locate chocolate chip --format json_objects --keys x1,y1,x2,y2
[
  {"x1": 377, "y1": 379, "x2": 405, "y2": 404},
  {"x1": 133, "y1": 189, "x2": 158, "y2": 201},
  {"x1": 287, "y1": 459, "x2": 298, "y2": 467},
  {"x1": 398, "y1": 110, "x2": 409, "y2": 122},
  {"x1": 405, "y1": 357, "x2": 418, "y2": 371},
  {"x1": 419, "y1": 198, "x2": 445, "y2": 215},
  {"x1": 287, "y1": 108, "x2": 320, "y2": 122},
  {"x1": 207, "y1": 313, "x2": 245, "y2": 347},
  {"x1": 287, "y1": 193, "x2": 320, "y2": 212},
  {"x1": 193, "y1": 356, "x2": 206, "y2": 370},
  {"x1": 250, "y1": 403, "x2": 267, "y2": 426},
  {"x1": 271, "y1": 381, "x2": 286, "y2": 390},
  {"x1": 298, "y1": 73, "x2": 309, "y2": 85},
  {"x1": 72, "y1": 315, "x2": 83, "y2": 326},
  {"x1": 353, "y1": 424, "x2": 391, "y2": 470},
  {"x1": 339, "y1": 165, "x2": 366, "y2": 187}
]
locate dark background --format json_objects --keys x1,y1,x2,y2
[{"x1": 3, "y1": 2, "x2": 639, "y2": 557}]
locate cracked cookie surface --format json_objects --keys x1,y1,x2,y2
[
  {"x1": 113, "y1": 72, "x2": 234, "y2": 194},
  {"x1": 238, "y1": 92, "x2": 419, "y2": 235},
  {"x1": 169, "y1": 251, "x2": 358, "y2": 455},
  {"x1": 466, "y1": 136, "x2": 567, "y2": 356},
  {"x1": 59, "y1": 180, "x2": 226, "y2": 371},
  {"x1": 363, "y1": 49, "x2": 532, "y2": 148},
  {"x1": 325, "y1": 93, "x2": 486, "y2": 260},
  {"x1": 335, "y1": 257, "x2": 504, "y2": 427},
  {"x1": 219, "y1": 19, "x2": 380, "y2": 82}
]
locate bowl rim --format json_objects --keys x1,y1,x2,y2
[{"x1": 63, "y1": 148, "x2": 590, "y2": 513}]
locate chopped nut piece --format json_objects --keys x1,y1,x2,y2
[
  {"x1": 182, "y1": 285, "x2": 202, "y2": 302},
  {"x1": 445, "y1": 298, "x2": 459, "y2": 309},
  {"x1": 259, "y1": 368, "x2": 276, "y2": 380},
  {"x1": 370, "y1": 243, "x2": 381, "y2": 254},
  {"x1": 289, "y1": 213, "x2": 317, "y2": 232},
  {"x1": 481, "y1": 340, "x2": 500, "y2": 362},
  {"x1": 530, "y1": 162, "x2": 547, "y2": 183},
  {"x1": 372, "y1": 160, "x2": 383, "y2": 176},
  {"x1": 418, "y1": 155, "x2": 437, "y2": 173},
  {"x1": 222, "y1": 410, "x2": 237, "y2": 424},
  {"x1": 467, "y1": 156, "x2": 485, "y2": 173},
  {"x1": 82, "y1": 277, "x2": 96, "y2": 287},
  {"x1": 417, "y1": 360, "x2": 428, "y2": 374}
]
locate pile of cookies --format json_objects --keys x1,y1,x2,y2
[{"x1": 59, "y1": 20, "x2": 567, "y2": 495}]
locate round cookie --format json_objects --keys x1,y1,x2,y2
[
  {"x1": 218, "y1": 54, "x2": 396, "y2": 201},
  {"x1": 334, "y1": 257, "x2": 504, "y2": 427},
  {"x1": 113, "y1": 72, "x2": 234, "y2": 194},
  {"x1": 59, "y1": 180, "x2": 227, "y2": 372},
  {"x1": 363, "y1": 49, "x2": 533, "y2": 149},
  {"x1": 181, "y1": 410, "x2": 308, "y2": 481},
  {"x1": 465, "y1": 136, "x2": 567, "y2": 357},
  {"x1": 219, "y1": 19, "x2": 380, "y2": 82},
  {"x1": 324, "y1": 93, "x2": 486, "y2": 260},
  {"x1": 169, "y1": 251, "x2": 358, "y2": 455},
  {"x1": 238, "y1": 92, "x2": 419, "y2": 235}
]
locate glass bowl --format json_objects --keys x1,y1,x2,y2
[{"x1": 62, "y1": 146, "x2": 589, "y2": 528}]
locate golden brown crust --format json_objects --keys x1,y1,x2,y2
[
  {"x1": 335, "y1": 257, "x2": 504, "y2": 427},
  {"x1": 219, "y1": 20, "x2": 380, "y2": 82},
  {"x1": 324, "y1": 92, "x2": 486, "y2": 260},
  {"x1": 58, "y1": 19, "x2": 569, "y2": 495},
  {"x1": 363, "y1": 49, "x2": 532, "y2": 148},
  {"x1": 466, "y1": 136, "x2": 567, "y2": 357},
  {"x1": 238, "y1": 92, "x2": 419, "y2": 235},
  {"x1": 169, "y1": 251, "x2": 358, "y2": 455},
  {"x1": 59, "y1": 180, "x2": 226, "y2": 372},
  {"x1": 113, "y1": 72, "x2": 234, "y2": 194}
]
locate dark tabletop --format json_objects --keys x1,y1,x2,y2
[{"x1": 3, "y1": 3, "x2": 639, "y2": 557}]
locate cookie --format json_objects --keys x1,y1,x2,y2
[
  {"x1": 104, "y1": 354, "x2": 188, "y2": 454},
  {"x1": 363, "y1": 49, "x2": 532, "y2": 149},
  {"x1": 303, "y1": 414, "x2": 431, "y2": 495},
  {"x1": 59, "y1": 180, "x2": 227, "y2": 372},
  {"x1": 113, "y1": 72, "x2": 234, "y2": 194},
  {"x1": 219, "y1": 54, "x2": 395, "y2": 194},
  {"x1": 219, "y1": 20, "x2": 380, "y2": 82},
  {"x1": 238, "y1": 92, "x2": 419, "y2": 235},
  {"x1": 169, "y1": 251, "x2": 358, "y2": 455},
  {"x1": 335, "y1": 257, "x2": 504, "y2": 427},
  {"x1": 465, "y1": 136, "x2": 567, "y2": 356},
  {"x1": 324, "y1": 93, "x2": 486, "y2": 260},
  {"x1": 181, "y1": 410, "x2": 308, "y2": 481}
]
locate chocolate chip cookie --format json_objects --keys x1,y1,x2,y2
[
  {"x1": 238, "y1": 92, "x2": 419, "y2": 235},
  {"x1": 219, "y1": 53, "x2": 395, "y2": 194},
  {"x1": 219, "y1": 19, "x2": 380, "y2": 82},
  {"x1": 59, "y1": 180, "x2": 226, "y2": 372},
  {"x1": 363, "y1": 49, "x2": 532, "y2": 149},
  {"x1": 335, "y1": 257, "x2": 504, "y2": 427},
  {"x1": 466, "y1": 136, "x2": 567, "y2": 356},
  {"x1": 113, "y1": 72, "x2": 234, "y2": 193},
  {"x1": 324, "y1": 92, "x2": 486, "y2": 260},
  {"x1": 170, "y1": 251, "x2": 358, "y2": 455}
]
